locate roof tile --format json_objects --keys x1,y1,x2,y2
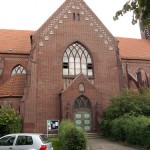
[
  {"x1": 0, "y1": 74, "x2": 26, "y2": 97},
  {"x1": 117, "y1": 37, "x2": 150, "y2": 60},
  {"x1": 0, "y1": 30, "x2": 150, "y2": 60},
  {"x1": 0, "y1": 29, "x2": 33, "y2": 54}
]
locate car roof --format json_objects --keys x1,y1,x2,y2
[{"x1": 2, "y1": 133, "x2": 44, "y2": 137}]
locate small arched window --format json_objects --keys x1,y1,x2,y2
[
  {"x1": 11, "y1": 65, "x2": 26, "y2": 76},
  {"x1": 63, "y1": 42, "x2": 93, "y2": 77}
]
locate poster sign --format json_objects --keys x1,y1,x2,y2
[
  {"x1": 47, "y1": 120, "x2": 59, "y2": 131},
  {"x1": 47, "y1": 120, "x2": 59, "y2": 137}
]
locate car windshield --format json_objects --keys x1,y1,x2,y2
[{"x1": 39, "y1": 135, "x2": 49, "y2": 144}]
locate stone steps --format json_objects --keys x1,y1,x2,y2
[{"x1": 86, "y1": 133, "x2": 101, "y2": 139}]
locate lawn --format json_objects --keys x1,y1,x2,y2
[{"x1": 49, "y1": 137, "x2": 61, "y2": 150}]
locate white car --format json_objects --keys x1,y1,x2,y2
[{"x1": 0, "y1": 133, "x2": 53, "y2": 150}]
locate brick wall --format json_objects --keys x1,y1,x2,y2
[{"x1": 23, "y1": 0, "x2": 122, "y2": 133}]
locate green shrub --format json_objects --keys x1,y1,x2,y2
[
  {"x1": 100, "y1": 89, "x2": 150, "y2": 149},
  {"x1": 58, "y1": 120, "x2": 86, "y2": 150},
  {"x1": 124, "y1": 116, "x2": 150, "y2": 148},
  {"x1": 0, "y1": 101, "x2": 22, "y2": 135},
  {"x1": 49, "y1": 137, "x2": 61, "y2": 150},
  {"x1": 111, "y1": 115, "x2": 150, "y2": 149},
  {"x1": 58, "y1": 119, "x2": 75, "y2": 146},
  {"x1": 103, "y1": 89, "x2": 150, "y2": 120},
  {"x1": 100, "y1": 119, "x2": 112, "y2": 137},
  {"x1": 111, "y1": 117, "x2": 127, "y2": 141}
]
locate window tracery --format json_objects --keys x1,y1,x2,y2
[
  {"x1": 11, "y1": 65, "x2": 26, "y2": 76},
  {"x1": 63, "y1": 42, "x2": 93, "y2": 77},
  {"x1": 74, "y1": 96, "x2": 91, "y2": 109}
]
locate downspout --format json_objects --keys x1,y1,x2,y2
[{"x1": 58, "y1": 93, "x2": 62, "y2": 121}]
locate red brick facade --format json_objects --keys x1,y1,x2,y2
[{"x1": 0, "y1": 0, "x2": 149, "y2": 133}]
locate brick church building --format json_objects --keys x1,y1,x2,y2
[{"x1": 0, "y1": 0, "x2": 150, "y2": 133}]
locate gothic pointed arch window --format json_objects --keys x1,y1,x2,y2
[
  {"x1": 63, "y1": 42, "x2": 93, "y2": 77},
  {"x1": 11, "y1": 65, "x2": 26, "y2": 76},
  {"x1": 74, "y1": 96, "x2": 91, "y2": 110}
]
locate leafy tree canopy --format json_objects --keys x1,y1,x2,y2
[{"x1": 113, "y1": 0, "x2": 150, "y2": 25}]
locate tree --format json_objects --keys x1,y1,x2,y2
[
  {"x1": 113, "y1": 0, "x2": 150, "y2": 25},
  {"x1": 0, "y1": 101, "x2": 22, "y2": 135}
]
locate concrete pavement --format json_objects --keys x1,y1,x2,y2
[{"x1": 87, "y1": 138, "x2": 141, "y2": 150}]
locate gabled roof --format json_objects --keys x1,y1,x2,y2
[
  {"x1": 62, "y1": 73, "x2": 101, "y2": 94},
  {"x1": 0, "y1": 29, "x2": 150, "y2": 60},
  {"x1": 34, "y1": 0, "x2": 116, "y2": 48},
  {"x1": 0, "y1": 29, "x2": 33, "y2": 54},
  {"x1": 117, "y1": 37, "x2": 150, "y2": 60}
]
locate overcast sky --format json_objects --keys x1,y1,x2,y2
[{"x1": 0, "y1": 0, "x2": 141, "y2": 38}]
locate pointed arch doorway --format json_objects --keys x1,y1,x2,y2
[{"x1": 74, "y1": 95, "x2": 92, "y2": 131}]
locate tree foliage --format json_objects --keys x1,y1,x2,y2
[
  {"x1": 100, "y1": 88, "x2": 150, "y2": 136},
  {"x1": 0, "y1": 101, "x2": 22, "y2": 135},
  {"x1": 111, "y1": 115, "x2": 150, "y2": 148},
  {"x1": 103, "y1": 88, "x2": 150, "y2": 120},
  {"x1": 113, "y1": 0, "x2": 150, "y2": 25}
]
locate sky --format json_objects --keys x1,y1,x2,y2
[{"x1": 0, "y1": 0, "x2": 141, "y2": 39}]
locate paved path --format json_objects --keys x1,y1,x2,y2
[{"x1": 87, "y1": 138, "x2": 141, "y2": 150}]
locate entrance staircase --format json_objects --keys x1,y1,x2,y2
[{"x1": 86, "y1": 133, "x2": 101, "y2": 139}]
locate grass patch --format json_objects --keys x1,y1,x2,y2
[{"x1": 49, "y1": 137, "x2": 61, "y2": 150}]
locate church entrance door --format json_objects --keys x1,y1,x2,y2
[
  {"x1": 74, "y1": 111, "x2": 91, "y2": 131},
  {"x1": 74, "y1": 96, "x2": 92, "y2": 131}
]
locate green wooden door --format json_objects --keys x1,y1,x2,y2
[{"x1": 74, "y1": 112, "x2": 91, "y2": 131}]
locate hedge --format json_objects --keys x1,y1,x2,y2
[{"x1": 111, "y1": 115, "x2": 150, "y2": 149}]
